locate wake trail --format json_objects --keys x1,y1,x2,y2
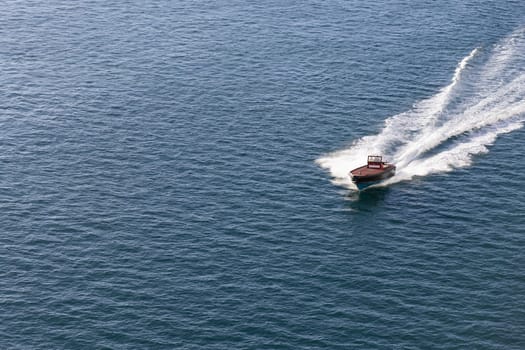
[{"x1": 316, "y1": 28, "x2": 525, "y2": 189}]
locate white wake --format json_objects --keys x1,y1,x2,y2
[{"x1": 316, "y1": 28, "x2": 525, "y2": 189}]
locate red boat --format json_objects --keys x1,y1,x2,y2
[{"x1": 349, "y1": 155, "x2": 396, "y2": 190}]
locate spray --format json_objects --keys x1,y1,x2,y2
[{"x1": 317, "y1": 29, "x2": 525, "y2": 189}]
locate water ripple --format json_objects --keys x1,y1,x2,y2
[{"x1": 1, "y1": 0, "x2": 525, "y2": 349}]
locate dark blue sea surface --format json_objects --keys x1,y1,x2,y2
[{"x1": 1, "y1": 1, "x2": 525, "y2": 349}]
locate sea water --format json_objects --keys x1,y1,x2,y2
[{"x1": 1, "y1": 1, "x2": 524, "y2": 349}]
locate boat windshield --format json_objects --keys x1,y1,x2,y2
[{"x1": 368, "y1": 156, "x2": 382, "y2": 163}]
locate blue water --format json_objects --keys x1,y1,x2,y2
[{"x1": 1, "y1": 1, "x2": 525, "y2": 348}]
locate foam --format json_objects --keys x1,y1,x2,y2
[{"x1": 316, "y1": 29, "x2": 525, "y2": 189}]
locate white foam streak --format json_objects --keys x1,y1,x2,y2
[
  {"x1": 385, "y1": 121, "x2": 524, "y2": 184},
  {"x1": 317, "y1": 30, "x2": 525, "y2": 189}
]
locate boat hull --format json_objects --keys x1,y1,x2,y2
[
  {"x1": 354, "y1": 179, "x2": 383, "y2": 191},
  {"x1": 350, "y1": 164, "x2": 396, "y2": 190}
]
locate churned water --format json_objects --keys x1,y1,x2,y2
[{"x1": 1, "y1": 1, "x2": 524, "y2": 349}]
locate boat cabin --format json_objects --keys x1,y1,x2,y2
[{"x1": 367, "y1": 155, "x2": 384, "y2": 169}]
